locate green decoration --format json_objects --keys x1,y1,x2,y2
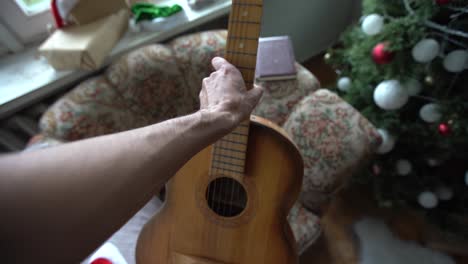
[{"x1": 131, "y1": 3, "x2": 183, "y2": 23}]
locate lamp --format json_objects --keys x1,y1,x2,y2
[{"x1": 261, "y1": 0, "x2": 362, "y2": 62}]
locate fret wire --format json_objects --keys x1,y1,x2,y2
[
  {"x1": 212, "y1": 152, "x2": 246, "y2": 162},
  {"x1": 232, "y1": 128, "x2": 249, "y2": 135},
  {"x1": 214, "y1": 142, "x2": 246, "y2": 152},
  {"x1": 230, "y1": 131, "x2": 248, "y2": 137},
  {"x1": 214, "y1": 146, "x2": 246, "y2": 154},
  {"x1": 226, "y1": 50, "x2": 257, "y2": 57},
  {"x1": 224, "y1": 136, "x2": 248, "y2": 143},
  {"x1": 211, "y1": 169, "x2": 243, "y2": 177},
  {"x1": 212, "y1": 166, "x2": 244, "y2": 174},
  {"x1": 232, "y1": 125, "x2": 249, "y2": 131},
  {"x1": 220, "y1": 138, "x2": 247, "y2": 146},
  {"x1": 236, "y1": 66, "x2": 256, "y2": 71},
  {"x1": 212, "y1": 159, "x2": 245, "y2": 168}
]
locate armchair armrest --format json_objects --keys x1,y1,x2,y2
[{"x1": 283, "y1": 89, "x2": 381, "y2": 212}]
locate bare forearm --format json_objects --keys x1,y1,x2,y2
[
  {"x1": 0, "y1": 56, "x2": 263, "y2": 263},
  {"x1": 0, "y1": 110, "x2": 230, "y2": 263}
]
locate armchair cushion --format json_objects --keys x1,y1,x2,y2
[
  {"x1": 40, "y1": 76, "x2": 153, "y2": 141},
  {"x1": 288, "y1": 202, "x2": 321, "y2": 254},
  {"x1": 283, "y1": 89, "x2": 381, "y2": 211}
]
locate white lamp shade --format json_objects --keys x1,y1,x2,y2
[{"x1": 261, "y1": 0, "x2": 362, "y2": 61}]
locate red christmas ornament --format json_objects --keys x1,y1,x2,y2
[
  {"x1": 91, "y1": 258, "x2": 113, "y2": 264},
  {"x1": 436, "y1": 0, "x2": 451, "y2": 5},
  {"x1": 438, "y1": 123, "x2": 451, "y2": 136},
  {"x1": 372, "y1": 42, "x2": 395, "y2": 65}
]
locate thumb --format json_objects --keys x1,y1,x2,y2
[
  {"x1": 246, "y1": 85, "x2": 264, "y2": 108},
  {"x1": 212, "y1": 57, "x2": 230, "y2": 71}
]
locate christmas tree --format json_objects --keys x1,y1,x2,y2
[{"x1": 327, "y1": 0, "x2": 468, "y2": 236}]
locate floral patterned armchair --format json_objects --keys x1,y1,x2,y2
[{"x1": 27, "y1": 30, "x2": 381, "y2": 260}]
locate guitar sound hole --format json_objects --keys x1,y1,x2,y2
[{"x1": 206, "y1": 177, "x2": 247, "y2": 217}]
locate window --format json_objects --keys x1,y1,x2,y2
[
  {"x1": 14, "y1": 0, "x2": 50, "y2": 16},
  {"x1": 0, "y1": 0, "x2": 52, "y2": 55}
]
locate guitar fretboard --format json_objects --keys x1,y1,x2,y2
[{"x1": 210, "y1": 0, "x2": 263, "y2": 177}]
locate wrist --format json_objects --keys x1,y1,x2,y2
[{"x1": 198, "y1": 109, "x2": 236, "y2": 136}]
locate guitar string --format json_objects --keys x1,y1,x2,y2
[
  {"x1": 208, "y1": 0, "x2": 256, "y2": 249},
  {"x1": 214, "y1": 0, "x2": 240, "y2": 224},
  {"x1": 215, "y1": 1, "x2": 242, "y2": 245},
  {"x1": 209, "y1": 7, "x2": 236, "y2": 243},
  {"x1": 231, "y1": 1, "x2": 247, "y2": 218},
  {"x1": 226, "y1": 2, "x2": 239, "y2": 218},
  {"x1": 206, "y1": 0, "x2": 234, "y2": 252},
  {"x1": 232, "y1": 1, "x2": 249, "y2": 217},
  {"x1": 219, "y1": 137, "x2": 229, "y2": 217},
  {"x1": 225, "y1": 1, "x2": 243, "y2": 218}
]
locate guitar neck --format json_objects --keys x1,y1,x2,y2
[
  {"x1": 225, "y1": 0, "x2": 263, "y2": 89},
  {"x1": 210, "y1": 0, "x2": 263, "y2": 177}
]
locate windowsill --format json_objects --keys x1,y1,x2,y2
[{"x1": 0, "y1": 0, "x2": 231, "y2": 119}]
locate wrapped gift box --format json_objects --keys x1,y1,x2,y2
[{"x1": 39, "y1": 10, "x2": 129, "y2": 71}]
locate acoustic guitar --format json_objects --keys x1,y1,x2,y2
[{"x1": 136, "y1": 1, "x2": 303, "y2": 263}]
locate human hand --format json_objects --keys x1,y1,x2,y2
[{"x1": 199, "y1": 57, "x2": 263, "y2": 129}]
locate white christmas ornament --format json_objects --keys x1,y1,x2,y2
[
  {"x1": 374, "y1": 80, "x2": 409, "y2": 110},
  {"x1": 337, "y1": 77, "x2": 352, "y2": 92},
  {"x1": 362, "y1": 14, "x2": 384, "y2": 36},
  {"x1": 412, "y1": 39, "x2": 440, "y2": 63},
  {"x1": 404, "y1": 79, "x2": 422, "y2": 96},
  {"x1": 443, "y1": 50, "x2": 468, "y2": 73},
  {"x1": 396, "y1": 159, "x2": 412, "y2": 176},
  {"x1": 419, "y1": 103, "x2": 442, "y2": 123},
  {"x1": 418, "y1": 191, "x2": 438, "y2": 209},
  {"x1": 435, "y1": 186, "x2": 453, "y2": 201},
  {"x1": 376, "y1": 129, "x2": 396, "y2": 154}
]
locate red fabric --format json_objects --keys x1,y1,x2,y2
[
  {"x1": 50, "y1": 0, "x2": 64, "y2": 28},
  {"x1": 90, "y1": 258, "x2": 113, "y2": 264}
]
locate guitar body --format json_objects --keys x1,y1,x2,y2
[{"x1": 136, "y1": 116, "x2": 303, "y2": 264}]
